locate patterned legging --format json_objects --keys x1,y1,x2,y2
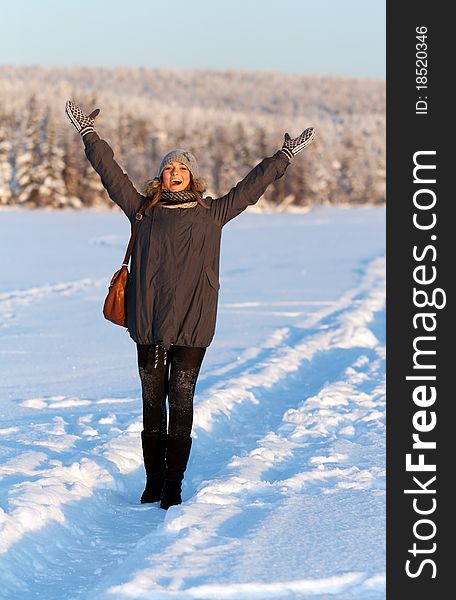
[{"x1": 136, "y1": 344, "x2": 206, "y2": 437}]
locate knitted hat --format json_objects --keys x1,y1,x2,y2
[{"x1": 156, "y1": 149, "x2": 199, "y2": 180}]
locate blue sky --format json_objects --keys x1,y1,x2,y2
[{"x1": 0, "y1": 0, "x2": 385, "y2": 79}]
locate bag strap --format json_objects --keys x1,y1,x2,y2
[{"x1": 121, "y1": 201, "x2": 153, "y2": 267}]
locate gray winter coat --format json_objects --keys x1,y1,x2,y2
[{"x1": 84, "y1": 133, "x2": 290, "y2": 349}]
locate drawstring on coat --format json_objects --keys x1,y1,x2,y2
[{"x1": 154, "y1": 344, "x2": 168, "y2": 369}]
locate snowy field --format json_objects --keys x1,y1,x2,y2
[{"x1": 0, "y1": 206, "x2": 385, "y2": 599}]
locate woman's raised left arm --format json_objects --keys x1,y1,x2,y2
[{"x1": 209, "y1": 127, "x2": 315, "y2": 227}]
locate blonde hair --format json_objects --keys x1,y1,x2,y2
[{"x1": 143, "y1": 175, "x2": 209, "y2": 208}]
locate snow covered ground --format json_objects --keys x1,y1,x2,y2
[{"x1": 0, "y1": 206, "x2": 385, "y2": 599}]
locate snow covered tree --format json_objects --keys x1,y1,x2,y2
[
  {"x1": 0, "y1": 65, "x2": 385, "y2": 209},
  {"x1": 79, "y1": 154, "x2": 109, "y2": 208},
  {"x1": 36, "y1": 111, "x2": 68, "y2": 208},
  {"x1": 13, "y1": 96, "x2": 43, "y2": 206},
  {"x1": 61, "y1": 131, "x2": 86, "y2": 208},
  {"x1": 0, "y1": 125, "x2": 13, "y2": 205}
]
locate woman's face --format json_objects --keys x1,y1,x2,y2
[{"x1": 161, "y1": 162, "x2": 191, "y2": 192}]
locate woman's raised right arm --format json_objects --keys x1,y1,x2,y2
[
  {"x1": 65, "y1": 101, "x2": 142, "y2": 219},
  {"x1": 83, "y1": 132, "x2": 142, "y2": 219}
]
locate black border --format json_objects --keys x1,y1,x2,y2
[{"x1": 387, "y1": 2, "x2": 451, "y2": 596}]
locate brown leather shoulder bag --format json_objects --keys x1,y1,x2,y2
[{"x1": 103, "y1": 201, "x2": 151, "y2": 327}]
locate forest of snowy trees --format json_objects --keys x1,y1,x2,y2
[{"x1": 0, "y1": 66, "x2": 385, "y2": 210}]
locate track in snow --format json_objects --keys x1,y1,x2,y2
[
  {"x1": 0, "y1": 257, "x2": 385, "y2": 599},
  {"x1": 0, "y1": 207, "x2": 386, "y2": 599}
]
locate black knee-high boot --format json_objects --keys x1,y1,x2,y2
[
  {"x1": 141, "y1": 431, "x2": 167, "y2": 504},
  {"x1": 160, "y1": 435, "x2": 192, "y2": 510}
]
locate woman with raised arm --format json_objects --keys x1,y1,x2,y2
[{"x1": 65, "y1": 100, "x2": 315, "y2": 510}]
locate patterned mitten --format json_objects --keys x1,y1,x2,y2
[
  {"x1": 65, "y1": 100, "x2": 100, "y2": 137},
  {"x1": 280, "y1": 127, "x2": 315, "y2": 159}
]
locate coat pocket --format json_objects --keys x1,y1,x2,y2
[{"x1": 205, "y1": 266, "x2": 220, "y2": 290}]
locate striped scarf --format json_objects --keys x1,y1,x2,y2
[{"x1": 157, "y1": 189, "x2": 199, "y2": 209}]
